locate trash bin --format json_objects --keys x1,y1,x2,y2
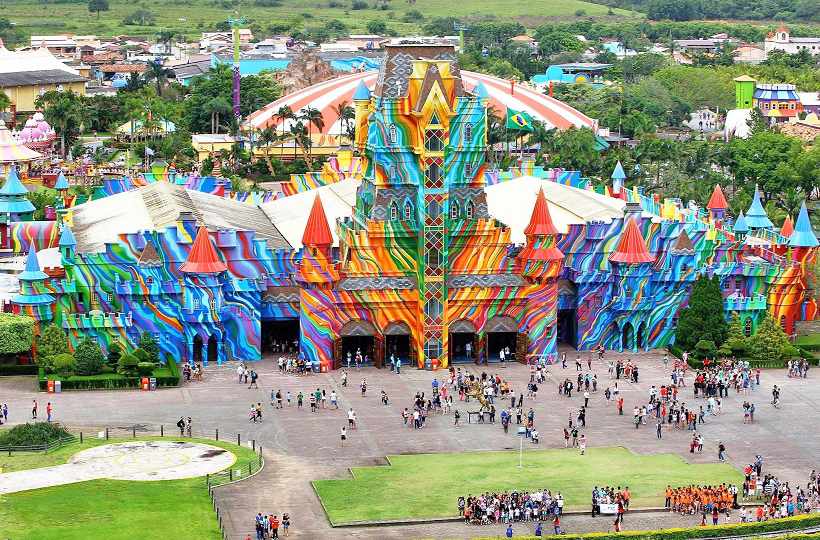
[
  {"x1": 54, "y1": 380, "x2": 62, "y2": 393},
  {"x1": 141, "y1": 377, "x2": 149, "y2": 391},
  {"x1": 312, "y1": 361, "x2": 320, "y2": 373},
  {"x1": 424, "y1": 358, "x2": 432, "y2": 370},
  {"x1": 47, "y1": 379, "x2": 55, "y2": 393},
  {"x1": 149, "y1": 377, "x2": 157, "y2": 391}
]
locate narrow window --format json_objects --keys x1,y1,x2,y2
[
  {"x1": 465, "y1": 200, "x2": 475, "y2": 219},
  {"x1": 404, "y1": 201, "x2": 413, "y2": 220},
  {"x1": 450, "y1": 202, "x2": 459, "y2": 220},
  {"x1": 389, "y1": 124, "x2": 397, "y2": 144},
  {"x1": 390, "y1": 202, "x2": 398, "y2": 220}
]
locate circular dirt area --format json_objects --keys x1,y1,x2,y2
[{"x1": 69, "y1": 441, "x2": 236, "y2": 481}]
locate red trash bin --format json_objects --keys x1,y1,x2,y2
[
  {"x1": 47, "y1": 379, "x2": 55, "y2": 393},
  {"x1": 141, "y1": 377, "x2": 149, "y2": 391}
]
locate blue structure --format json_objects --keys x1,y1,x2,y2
[{"x1": 532, "y1": 63, "x2": 612, "y2": 88}]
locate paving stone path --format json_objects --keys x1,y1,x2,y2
[{"x1": 1, "y1": 348, "x2": 818, "y2": 539}]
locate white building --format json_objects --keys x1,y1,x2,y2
[{"x1": 764, "y1": 24, "x2": 820, "y2": 55}]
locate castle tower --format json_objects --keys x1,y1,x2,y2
[
  {"x1": 706, "y1": 184, "x2": 728, "y2": 223},
  {"x1": 352, "y1": 80, "x2": 371, "y2": 151},
  {"x1": 780, "y1": 215, "x2": 794, "y2": 239},
  {"x1": 734, "y1": 75, "x2": 756, "y2": 110},
  {"x1": 611, "y1": 161, "x2": 626, "y2": 199},
  {"x1": 518, "y1": 189, "x2": 564, "y2": 362},
  {"x1": 12, "y1": 250, "x2": 54, "y2": 323},
  {"x1": 745, "y1": 186, "x2": 774, "y2": 230},
  {"x1": 733, "y1": 210, "x2": 748, "y2": 241},
  {"x1": 298, "y1": 193, "x2": 339, "y2": 286},
  {"x1": 179, "y1": 225, "x2": 228, "y2": 364},
  {"x1": 58, "y1": 225, "x2": 76, "y2": 265},
  {"x1": 609, "y1": 216, "x2": 655, "y2": 352}
]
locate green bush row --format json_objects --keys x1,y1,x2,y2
[
  {"x1": 0, "y1": 364, "x2": 38, "y2": 375},
  {"x1": 0, "y1": 422, "x2": 72, "y2": 447},
  {"x1": 38, "y1": 368, "x2": 179, "y2": 391},
  {"x1": 474, "y1": 513, "x2": 820, "y2": 540}
]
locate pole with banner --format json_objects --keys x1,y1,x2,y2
[{"x1": 229, "y1": 15, "x2": 246, "y2": 122}]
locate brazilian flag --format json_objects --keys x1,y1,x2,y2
[{"x1": 506, "y1": 108, "x2": 535, "y2": 133}]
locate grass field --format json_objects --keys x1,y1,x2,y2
[
  {"x1": 313, "y1": 446, "x2": 742, "y2": 524},
  {"x1": 0, "y1": 437, "x2": 257, "y2": 539},
  {"x1": 2, "y1": 0, "x2": 638, "y2": 40}
]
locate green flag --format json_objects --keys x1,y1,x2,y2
[{"x1": 505, "y1": 108, "x2": 535, "y2": 133}]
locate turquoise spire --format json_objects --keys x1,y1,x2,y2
[
  {"x1": 745, "y1": 186, "x2": 774, "y2": 229},
  {"x1": 788, "y1": 202, "x2": 818, "y2": 248},
  {"x1": 54, "y1": 171, "x2": 69, "y2": 190},
  {"x1": 58, "y1": 226, "x2": 76, "y2": 247},
  {"x1": 611, "y1": 161, "x2": 626, "y2": 181},
  {"x1": 472, "y1": 82, "x2": 489, "y2": 99},
  {"x1": 18, "y1": 250, "x2": 48, "y2": 281},
  {"x1": 733, "y1": 210, "x2": 748, "y2": 233},
  {"x1": 0, "y1": 166, "x2": 35, "y2": 215},
  {"x1": 353, "y1": 81, "x2": 371, "y2": 101}
]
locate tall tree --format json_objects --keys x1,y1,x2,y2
[
  {"x1": 675, "y1": 275, "x2": 728, "y2": 352},
  {"x1": 36, "y1": 90, "x2": 86, "y2": 157},
  {"x1": 88, "y1": 0, "x2": 109, "y2": 19},
  {"x1": 144, "y1": 60, "x2": 173, "y2": 97}
]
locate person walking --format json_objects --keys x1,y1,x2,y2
[
  {"x1": 506, "y1": 524, "x2": 513, "y2": 538},
  {"x1": 656, "y1": 420, "x2": 663, "y2": 439},
  {"x1": 177, "y1": 416, "x2": 185, "y2": 436},
  {"x1": 31, "y1": 399, "x2": 37, "y2": 419},
  {"x1": 579, "y1": 434, "x2": 587, "y2": 455},
  {"x1": 340, "y1": 426, "x2": 347, "y2": 446},
  {"x1": 718, "y1": 442, "x2": 726, "y2": 461},
  {"x1": 46, "y1": 402, "x2": 53, "y2": 423}
]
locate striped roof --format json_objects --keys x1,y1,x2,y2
[
  {"x1": 754, "y1": 86, "x2": 799, "y2": 101},
  {"x1": 244, "y1": 70, "x2": 596, "y2": 134}
]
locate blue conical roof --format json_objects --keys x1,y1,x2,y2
[
  {"x1": 472, "y1": 82, "x2": 489, "y2": 99},
  {"x1": 54, "y1": 172, "x2": 69, "y2": 190},
  {"x1": 353, "y1": 81, "x2": 371, "y2": 101},
  {"x1": 58, "y1": 226, "x2": 76, "y2": 247},
  {"x1": 745, "y1": 186, "x2": 774, "y2": 229},
  {"x1": 18, "y1": 250, "x2": 48, "y2": 281},
  {"x1": 611, "y1": 161, "x2": 626, "y2": 180},
  {"x1": 733, "y1": 210, "x2": 748, "y2": 233},
  {"x1": 789, "y1": 202, "x2": 818, "y2": 248},
  {"x1": 0, "y1": 167, "x2": 29, "y2": 197}
]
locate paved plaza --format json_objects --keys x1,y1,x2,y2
[{"x1": 1, "y1": 348, "x2": 818, "y2": 539}]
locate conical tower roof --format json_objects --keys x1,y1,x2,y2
[
  {"x1": 745, "y1": 186, "x2": 773, "y2": 229},
  {"x1": 524, "y1": 189, "x2": 559, "y2": 236},
  {"x1": 471, "y1": 82, "x2": 489, "y2": 99},
  {"x1": 138, "y1": 242, "x2": 162, "y2": 266},
  {"x1": 788, "y1": 202, "x2": 818, "y2": 248},
  {"x1": 58, "y1": 226, "x2": 76, "y2": 247},
  {"x1": 733, "y1": 210, "x2": 748, "y2": 233},
  {"x1": 609, "y1": 218, "x2": 654, "y2": 264},
  {"x1": 54, "y1": 171, "x2": 69, "y2": 190},
  {"x1": 611, "y1": 161, "x2": 626, "y2": 180},
  {"x1": 353, "y1": 80, "x2": 371, "y2": 101},
  {"x1": 18, "y1": 250, "x2": 48, "y2": 281},
  {"x1": 706, "y1": 184, "x2": 728, "y2": 210},
  {"x1": 780, "y1": 215, "x2": 794, "y2": 238},
  {"x1": 179, "y1": 226, "x2": 227, "y2": 274},
  {"x1": 0, "y1": 166, "x2": 28, "y2": 196},
  {"x1": 671, "y1": 229, "x2": 695, "y2": 253},
  {"x1": 302, "y1": 194, "x2": 333, "y2": 248}
]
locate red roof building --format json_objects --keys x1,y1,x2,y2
[
  {"x1": 302, "y1": 194, "x2": 333, "y2": 248},
  {"x1": 180, "y1": 226, "x2": 228, "y2": 274},
  {"x1": 609, "y1": 218, "x2": 654, "y2": 264},
  {"x1": 707, "y1": 184, "x2": 728, "y2": 210}
]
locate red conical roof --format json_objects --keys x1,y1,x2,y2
[
  {"x1": 609, "y1": 218, "x2": 654, "y2": 264},
  {"x1": 302, "y1": 194, "x2": 333, "y2": 247},
  {"x1": 524, "y1": 189, "x2": 559, "y2": 236},
  {"x1": 180, "y1": 226, "x2": 228, "y2": 274},
  {"x1": 780, "y1": 215, "x2": 794, "y2": 237},
  {"x1": 707, "y1": 184, "x2": 728, "y2": 210}
]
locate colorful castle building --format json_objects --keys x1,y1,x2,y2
[{"x1": 7, "y1": 44, "x2": 818, "y2": 369}]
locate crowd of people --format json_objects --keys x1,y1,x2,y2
[
  {"x1": 665, "y1": 484, "x2": 738, "y2": 515},
  {"x1": 250, "y1": 512, "x2": 290, "y2": 539},
  {"x1": 459, "y1": 490, "x2": 566, "y2": 525}
]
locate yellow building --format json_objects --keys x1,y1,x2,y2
[
  {"x1": 191, "y1": 133, "x2": 237, "y2": 162},
  {"x1": 0, "y1": 47, "x2": 86, "y2": 112}
]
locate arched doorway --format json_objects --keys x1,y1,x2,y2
[
  {"x1": 337, "y1": 320, "x2": 382, "y2": 368},
  {"x1": 192, "y1": 335, "x2": 203, "y2": 364},
  {"x1": 207, "y1": 335, "x2": 218, "y2": 364},
  {"x1": 449, "y1": 319, "x2": 477, "y2": 364},
  {"x1": 636, "y1": 322, "x2": 646, "y2": 350},
  {"x1": 384, "y1": 321, "x2": 412, "y2": 365},
  {"x1": 621, "y1": 322, "x2": 634, "y2": 351},
  {"x1": 485, "y1": 315, "x2": 518, "y2": 362}
]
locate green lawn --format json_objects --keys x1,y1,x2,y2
[
  {"x1": 313, "y1": 446, "x2": 742, "y2": 524},
  {"x1": 0, "y1": 437, "x2": 257, "y2": 539},
  {"x1": 2, "y1": 0, "x2": 638, "y2": 40},
  {"x1": 796, "y1": 333, "x2": 820, "y2": 348}
]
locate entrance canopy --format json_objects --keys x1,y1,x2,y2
[
  {"x1": 485, "y1": 315, "x2": 517, "y2": 333},
  {"x1": 340, "y1": 319, "x2": 377, "y2": 337},
  {"x1": 449, "y1": 319, "x2": 476, "y2": 333}
]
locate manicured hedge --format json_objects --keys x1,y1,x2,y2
[
  {"x1": 0, "y1": 364, "x2": 38, "y2": 375},
  {"x1": 0, "y1": 313, "x2": 34, "y2": 355},
  {"x1": 38, "y1": 364, "x2": 180, "y2": 390},
  {"x1": 474, "y1": 513, "x2": 820, "y2": 540}
]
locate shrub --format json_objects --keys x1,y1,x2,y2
[
  {"x1": 122, "y1": 9, "x2": 155, "y2": 26},
  {"x1": 575, "y1": 8, "x2": 586, "y2": 16},
  {"x1": 351, "y1": 0, "x2": 368, "y2": 9},
  {"x1": 107, "y1": 342, "x2": 122, "y2": 366},
  {"x1": 74, "y1": 338, "x2": 105, "y2": 375},
  {"x1": 51, "y1": 353, "x2": 76, "y2": 376},
  {"x1": 401, "y1": 9, "x2": 424, "y2": 22},
  {"x1": 748, "y1": 315, "x2": 791, "y2": 361},
  {"x1": 694, "y1": 339, "x2": 716, "y2": 360},
  {"x1": 133, "y1": 347, "x2": 152, "y2": 363},
  {"x1": 725, "y1": 314, "x2": 748, "y2": 356},
  {"x1": 139, "y1": 333, "x2": 160, "y2": 363},
  {"x1": 118, "y1": 352, "x2": 139, "y2": 376},
  {"x1": 0, "y1": 422, "x2": 71, "y2": 446},
  {"x1": 0, "y1": 313, "x2": 34, "y2": 355},
  {"x1": 137, "y1": 361, "x2": 155, "y2": 376},
  {"x1": 675, "y1": 275, "x2": 727, "y2": 351},
  {"x1": 36, "y1": 324, "x2": 69, "y2": 369}
]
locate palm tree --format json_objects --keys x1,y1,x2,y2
[
  {"x1": 144, "y1": 60, "x2": 173, "y2": 97},
  {"x1": 258, "y1": 127, "x2": 280, "y2": 176},
  {"x1": 38, "y1": 91, "x2": 86, "y2": 157},
  {"x1": 275, "y1": 106, "x2": 294, "y2": 139},
  {"x1": 205, "y1": 97, "x2": 231, "y2": 134},
  {"x1": 289, "y1": 121, "x2": 307, "y2": 163},
  {"x1": 332, "y1": 100, "x2": 354, "y2": 144},
  {"x1": 300, "y1": 107, "x2": 324, "y2": 161}
]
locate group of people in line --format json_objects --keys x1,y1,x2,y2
[
  {"x1": 250, "y1": 512, "x2": 290, "y2": 539},
  {"x1": 459, "y1": 490, "x2": 566, "y2": 525}
]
